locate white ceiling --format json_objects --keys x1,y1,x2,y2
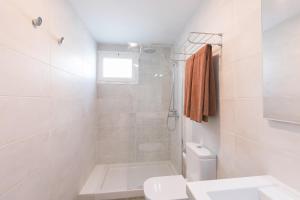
[{"x1": 68, "y1": 0, "x2": 202, "y2": 45}]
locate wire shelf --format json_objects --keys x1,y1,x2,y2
[{"x1": 172, "y1": 32, "x2": 223, "y2": 62}]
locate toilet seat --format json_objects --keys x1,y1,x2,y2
[{"x1": 143, "y1": 175, "x2": 189, "y2": 200}]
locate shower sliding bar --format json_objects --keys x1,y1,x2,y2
[{"x1": 172, "y1": 31, "x2": 223, "y2": 62}]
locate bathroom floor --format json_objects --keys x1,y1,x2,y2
[{"x1": 79, "y1": 161, "x2": 177, "y2": 200}]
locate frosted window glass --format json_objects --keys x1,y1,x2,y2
[{"x1": 102, "y1": 58, "x2": 133, "y2": 78}]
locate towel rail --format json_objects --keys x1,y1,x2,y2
[{"x1": 171, "y1": 32, "x2": 223, "y2": 62}]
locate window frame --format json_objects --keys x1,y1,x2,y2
[{"x1": 97, "y1": 50, "x2": 139, "y2": 84}]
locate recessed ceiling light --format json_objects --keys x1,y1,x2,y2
[{"x1": 128, "y1": 42, "x2": 139, "y2": 48}]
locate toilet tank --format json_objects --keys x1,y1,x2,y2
[{"x1": 186, "y1": 143, "x2": 217, "y2": 182}]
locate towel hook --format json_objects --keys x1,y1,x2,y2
[
  {"x1": 32, "y1": 17, "x2": 43, "y2": 28},
  {"x1": 58, "y1": 37, "x2": 64, "y2": 45}
]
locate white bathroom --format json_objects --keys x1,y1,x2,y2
[{"x1": 1, "y1": 0, "x2": 300, "y2": 199}]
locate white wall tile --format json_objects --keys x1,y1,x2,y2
[
  {"x1": 235, "y1": 54, "x2": 262, "y2": 98},
  {"x1": 0, "y1": 133, "x2": 49, "y2": 194},
  {"x1": 0, "y1": 47, "x2": 50, "y2": 97},
  {"x1": 0, "y1": 0, "x2": 97, "y2": 199},
  {"x1": 0, "y1": 97, "x2": 51, "y2": 147},
  {"x1": 234, "y1": 99, "x2": 263, "y2": 141}
]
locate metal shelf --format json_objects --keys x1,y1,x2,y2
[{"x1": 172, "y1": 32, "x2": 223, "y2": 62}]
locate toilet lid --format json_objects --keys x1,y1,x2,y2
[{"x1": 144, "y1": 175, "x2": 188, "y2": 200}]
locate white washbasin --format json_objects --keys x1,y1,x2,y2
[
  {"x1": 208, "y1": 188, "x2": 260, "y2": 200},
  {"x1": 187, "y1": 176, "x2": 300, "y2": 200}
]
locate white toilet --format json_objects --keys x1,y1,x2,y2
[{"x1": 143, "y1": 143, "x2": 217, "y2": 200}]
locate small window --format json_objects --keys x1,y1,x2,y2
[{"x1": 98, "y1": 51, "x2": 139, "y2": 84}]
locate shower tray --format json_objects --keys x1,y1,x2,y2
[{"x1": 78, "y1": 161, "x2": 178, "y2": 200}]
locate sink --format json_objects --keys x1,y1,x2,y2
[
  {"x1": 186, "y1": 176, "x2": 300, "y2": 200},
  {"x1": 208, "y1": 188, "x2": 260, "y2": 200},
  {"x1": 207, "y1": 186, "x2": 299, "y2": 200}
]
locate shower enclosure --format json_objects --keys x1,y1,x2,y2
[{"x1": 78, "y1": 45, "x2": 181, "y2": 199}]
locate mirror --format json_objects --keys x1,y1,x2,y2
[{"x1": 262, "y1": 0, "x2": 300, "y2": 124}]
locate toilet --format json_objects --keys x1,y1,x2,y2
[{"x1": 143, "y1": 143, "x2": 217, "y2": 200}]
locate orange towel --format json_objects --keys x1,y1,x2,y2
[
  {"x1": 190, "y1": 44, "x2": 216, "y2": 122},
  {"x1": 184, "y1": 55, "x2": 195, "y2": 117}
]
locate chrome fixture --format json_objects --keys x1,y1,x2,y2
[
  {"x1": 167, "y1": 62, "x2": 179, "y2": 131},
  {"x1": 168, "y1": 109, "x2": 178, "y2": 118},
  {"x1": 143, "y1": 47, "x2": 156, "y2": 54},
  {"x1": 32, "y1": 17, "x2": 43, "y2": 28},
  {"x1": 58, "y1": 37, "x2": 64, "y2": 45}
]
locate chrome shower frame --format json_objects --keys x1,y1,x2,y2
[{"x1": 166, "y1": 62, "x2": 179, "y2": 131}]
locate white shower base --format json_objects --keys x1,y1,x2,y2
[{"x1": 78, "y1": 161, "x2": 178, "y2": 200}]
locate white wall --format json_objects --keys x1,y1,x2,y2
[
  {"x1": 0, "y1": 0, "x2": 97, "y2": 199},
  {"x1": 96, "y1": 44, "x2": 171, "y2": 164},
  {"x1": 175, "y1": 0, "x2": 300, "y2": 190}
]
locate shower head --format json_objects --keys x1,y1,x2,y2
[{"x1": 143, "y1": 47, "x2": 156, "y2": 54}]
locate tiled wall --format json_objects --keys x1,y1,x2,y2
[
  {"x1": 96, "y1": 45, "x2": 171, "y2": 164},
  {"x1": 175, "y1": 0, "x2": 300, "y2": 190},
  {"x1": 0, "y1": 0, "x2": 97, "y2": 199}
]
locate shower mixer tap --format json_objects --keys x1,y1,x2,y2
[{"x1": 168, "y1": 109, "x2": 179, "y2": 118}]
